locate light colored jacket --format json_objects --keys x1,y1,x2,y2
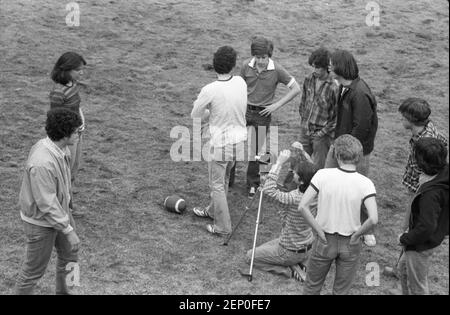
[{"x1": 18, "y1": 137, "x2": 73, "y2": 233}]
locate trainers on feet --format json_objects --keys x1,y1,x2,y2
[
  {"x1": 206, "y1": 224, "x2": 230, "y2": 236},
  {"x1": 193, "y1": 207, "x2": 213, "y2": 219},
  {"x1": 248, "y1": 187, "x2": 256, "y2": 198},
  {"x1": 291, "y1": 263, "x2": 307, "y2": 282},
  {"x1": 363, "y1": 234, "x2": 377, "y2": 247}
]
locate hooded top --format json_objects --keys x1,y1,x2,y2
[{"x1": 400, "y1": 164, "x2": 449, "y2": 252}]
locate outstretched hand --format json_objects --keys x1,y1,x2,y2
[{"x1": 277, "y1": 149, "x2": 291, "y2": 165}]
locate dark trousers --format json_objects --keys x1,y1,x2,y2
[
  {"x1": 246, "y1": 108, "x2": 271, "y2": 189},
  {"x1": 228, "y1": 107, "x2": 271, "y2": 188}
]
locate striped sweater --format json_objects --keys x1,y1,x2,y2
[
  {"x1": 49, "y1": 82, "x2": 82, "y2": 115},
  {"x1": 263, "y1": 165, "x2": 317, "y2": 250}
]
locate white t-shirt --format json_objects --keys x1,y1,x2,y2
[
  {"x1": 310, "y1": 167, "x2": 376, "y2": 236},
  {"x1": 191, "y1": 76, "x2": 247, "y2": 148}
]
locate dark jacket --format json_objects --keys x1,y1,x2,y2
[
  {"x1": 335, "y1": 77, "x2": 378, "y2": 155},
  {"x1": 400, "y1": 164, "x2": 449, "y2": 252}
]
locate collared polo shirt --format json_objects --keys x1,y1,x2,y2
[{"x1": 240, "y1": 58, "x2": 295, "y2": 107}]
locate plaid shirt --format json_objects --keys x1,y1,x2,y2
[
  {"x1": 299, "y1": 73, "x2": 339, "y2": 138},
  {"x1": 402, "y1": 121, "x2": 448, "y2": 193}
]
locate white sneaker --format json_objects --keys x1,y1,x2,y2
[
  {"x1": 248, "y1": 187, "x2": 256, "y2": 198},
  {"x1": 363, "y1": 234, "x2": 376, "y2": 247}
]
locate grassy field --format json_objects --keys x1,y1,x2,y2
[{"x1": 0, "y1": 0, "x2": 448, "y2": 295}]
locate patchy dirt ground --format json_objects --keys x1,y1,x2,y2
[{"x1": 0, "y1": 0, "x2": 448, "y2": 295}]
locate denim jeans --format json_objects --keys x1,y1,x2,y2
[
  {"x1": 303, "y1": 233, "x2": 362, "y2": 295},
  {"x1": 398, "y1": 248, "x2": 435, "y2": 295},
  {"x1": 68, "y1": 134, "x2": 82, "y2": 180},
  {"x1": 298, "y1": 126, "x2": 332, "y2": 169},
  {"x1": 15, "y1": 222, "x2": 78, "y2": 295},
  {"x1": 246, "y1": 238, "x2": 308, "y2": 278},
  {"x1": 205, "y1": 143, "x2": 243, "y2": 234}
]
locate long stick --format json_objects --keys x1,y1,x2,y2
[
  {"x1": 396, "y1": 248, "x2": 404, "y2": 268},
  {"x1": 222, "y1": 188, "x2": 260, "y2": 246},
  {"x1": 246, "y1": 189, "x2": 264, "y2": 282}
]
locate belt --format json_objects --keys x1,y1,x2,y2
[
  {"x1": 283, "y1": 243, "x2": 312, "y2": 253},
  {"x1": 325, "y1": 232, "x2": 352, "y2": 237},
  {"x1": 247, "y1": 105, "x2": 266, "y2": 111}
]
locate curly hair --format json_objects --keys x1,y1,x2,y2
[
  {"x1": 330, "y1": 50, "x2": 359, "y2": 80},
  {"x1": 414, "y1": 137, "x2": 448, "y2": 176},
  {"x1": 333, "y1": 134, "x2": 363, "y2": 164},
  {"x1": 308, "y1": 47, "x2": 330, "y2": 70},
  {"x1": 51, "y1": 51, "x2": 86, "y2": 85},
  {"x1": 398, "y1": 98, "x2": 431, "y2": 126},
  {"x1": 213, "y1": 46, "x2": 237, "y2": 74},
  {"x1": 45, "y1": 108, "x2": 82, "y2": 141}
]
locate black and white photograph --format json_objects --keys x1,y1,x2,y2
[{"x1": 0, "y1": 0, "x2": 448, "y2": 299}]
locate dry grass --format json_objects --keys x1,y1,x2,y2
[{"x1": 0, "y1": 0, "x2": 448, "y2": 295}]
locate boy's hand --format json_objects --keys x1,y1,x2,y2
[
  {"x1": 66, "y1": 231, "x2": 80, "y2": 252},
  {"x1": 397, "y1": 233, "x2": 404, "y2": 246},
  {"x1": 260, "y1": 103, "x2": 281, "y2": 116},
  {"x1": 277, "y1": 150, "x2": 291, "y2": 165},
  {"x1": 318, "y1": 230, "x2": 327, "y2": 243},
  {"x1": 349, "y1": 234, "x2": 360, "y2": 245},
  {"x1": 291, "y1": 141, "x2": 304, "y2": 151}
]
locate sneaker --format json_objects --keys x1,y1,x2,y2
[
  {"x1": 291, "y1": 263, "x2": 307, "y2": 282},
  {"x1": 193, "y1": 207, "x2": 213, "y2": 219},
  {"x1": 248, "y1": 187, "x2": 257, "y2": 199},
  {"x1": 383, "y1": 266, "x2": 399, "y2": 279},
  {"x1": 363, "y1": 234, "x2": 377, "y2": 247},
  {"x1": 206, "y1": 224, "x2": 222, "y2": 235}
]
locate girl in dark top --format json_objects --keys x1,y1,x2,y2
[{"x1": 49, "y1": 52, "x2": 87, "y2": 216}]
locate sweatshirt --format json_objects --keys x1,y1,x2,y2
[{"x1": 400, "y1": 165, "x2": 449, "y2": 252}]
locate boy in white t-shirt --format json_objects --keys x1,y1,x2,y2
[
  {"x1": 298, "y1": 134, "x2": 378, "y2": 295},
  {"x1": 191, "y1": 46, "x2": 248, "y2": 235}
]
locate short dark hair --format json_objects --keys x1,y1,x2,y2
[
  {"x1": 51, "y1": 52, "x2": 86, "y2": 85},
  {"x1": 45, "y1": 108, "x2": 82, "y2": 141},
  {"x1": 251, "y1": 36, "x2": 273, "y2": 57},
  {"x1": 414, "y1": 137, "x2": 448, "y2": 176},
  {"x1": 293, "y1": 161, "x2": 318, "y2": 193},
  {"x1": 213, "y1": 46, "x2": 237, "y2": 74},
  {"x1": 330, "y1": 50, "x2": 359, "y2": 80},
  {"x1": 308, "y1": 47, "x2": 330, "y2": 70},
  {"x1": 398, "y1": 98, "x2": 431, "y2": 126}
]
